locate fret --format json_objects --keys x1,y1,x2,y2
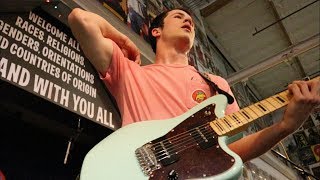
[
  {"x1": 238, "y1": 109, "x2": 251, "y2": 120},
  {"x1": 248, "y1": 105, "x2": 265, "y2": 117},
  {"x1": 275, "y1": 95, "x2": 286, "y2": 103},
  {"x1": 225, "y1": 115, "x2": 239, "y2": 128},
  {"x1": 261, "y1": 99, "x2": 279, "y2": 112},
  {"x1": 278, "y1": 91, "x2": 289, "y2": 102},
  {"x1": 222, "y1": 117, "x2": 233, "y2": 128},
  {"x1": 216, "y1": 119, "x2": 231, "y2": 131},
  {"x1": 240, "y1": 108, "x2": 257, "y2": 121},
  {"x1": 215, "y1": 88, "x2": 295, "y2": 136},
  {"x1": 271, "y1": 95, "x2": 285, "y2": 105},
  {"x1": 234, "y1": 111, "x2": 249, "y2": 123},
  {"x1": 209, "y1": 121, "x2": 222, "y2": 135},
  {"x1": 213, "y1": 121, "x2": 224, "y2": 132},
  {"x1": 265, "y1": 97, "x2": 282, "y2": 109},
  {"x1": 278, "y1": 91, "x2": 289, "y2": 104},
  {"x1": 227, "y1": 114, "x2": 243, "y2": 126},
  {"x1": 256, "y1": 103, "x2": 268, "y2": 112},
  {"x1": 214, "y1": 88, "x2": 295, "y2": 136}
]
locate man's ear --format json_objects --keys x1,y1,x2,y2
[{"x1": 151, "y1": 28, "x2": 161, "y2": 38}]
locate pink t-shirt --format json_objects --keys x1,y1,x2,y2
[{"x1": 101, "y1": 42, "x2": 240, "y2": 126}]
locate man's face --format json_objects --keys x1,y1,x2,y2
[{"x1": 160, "y1": 10, "x2": 195, "y2": 50}]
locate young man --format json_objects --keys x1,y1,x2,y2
[{"x1": 68, "y1": 8, "x2": 320, "y2": 162}]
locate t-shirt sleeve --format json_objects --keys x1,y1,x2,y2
[
  {"x1": 209, "y1": 75, "x2": 240, "y2": 115},
  {"x1": 99, "y1": 40, "x2": 132, "y2": 97}
]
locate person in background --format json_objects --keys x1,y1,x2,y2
[
  {"x1": 68, "y1": 7, "x2": 320, "y2": 162},
  {"x1": 127, "y1": 0, "x2": 149, "y2": 41}
]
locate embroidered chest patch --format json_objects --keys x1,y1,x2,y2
[{"x1": 192, "y1": 90, "x2": 207, "y2": 103}]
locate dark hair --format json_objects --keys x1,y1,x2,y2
[{"x1": 148, "y1": 8, "x2": 192, "y2": 53}]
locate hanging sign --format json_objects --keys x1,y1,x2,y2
[{"x1": 0, "y1": 8, "x2": 121, "y2": 130}]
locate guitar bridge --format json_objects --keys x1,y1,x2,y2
[{"x1": 135, "y1": 143, "x2": 161, "y2": 176}]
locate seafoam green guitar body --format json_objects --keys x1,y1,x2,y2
[{"x1": 80, "y1": 95, "x2": 243, "y2": 180}]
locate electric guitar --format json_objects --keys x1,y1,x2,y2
[{"x1": 80, "y1": 89, "x2": 292, "y2": 180}]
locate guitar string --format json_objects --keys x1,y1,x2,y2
[
  {"x1": 154, "y1": 92, "x2": 286, "y2": 150},
  {"x1": 151, "y1": 122, "x2": 212, "y2": 150},
  {"x1": 151, "y1": 111, "x2": 246, "y2": 150},
  {"x1": 154, "y1": 111, "x2": 273, "y2": 160},
  {"x1": 156, "y1": 142, "x2": 197, "y2": 161},
  {"x1": 151, "y1": 117, "x2": 237, "y2": 151},
  {"x1": 160, "y1": 102, "x2": 280, "y2": 157},
  {"x1": 150, "y1": 122, "x2": 210, "y2": 149},
  {"x1": 154, "y1": 124, "x2": 213, "y2": 158},
  {"x1": 155, "y1": 134, "x2": 211, "y2": 161},
  {"x1": 149, "y1": 95, "x2": 286, "y2": 161},
  {"x1": 155, "y1": 129, "x2": 216, "y2": 161},
  {"x1": 152, "y1": 130, "x2": 208, "y2": 158},
  {"x1": 152, "y1": 119, "x2": 241, "y2": 160},
  {"x1": 152, "y1": 125, "x2": 231, "y2": 159},
  {"x1": 155, "y1": 126, "x2": 214, "y2": 156},
  {"x1": 153, "y1": 125, "x2": 216, "y2": 159},
  {"x1": 144, "y1": 113, "x2": 245, "y2": 160},
  {"x1": 150, "y1": 115, "x2": 237, "y2": 149}
]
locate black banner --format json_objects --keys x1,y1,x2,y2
[{"x1": 0, "y1": 9, "x2": 121, "y2": 130}]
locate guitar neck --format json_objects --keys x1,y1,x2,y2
[{"x1": 210, "y1": 90, "x2": 290, "y2": 136}]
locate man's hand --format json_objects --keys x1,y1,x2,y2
[
  {"x1": 120, "y1": 37, "x2": 141, "y2": 65},
  {"x1": 68, "y1": 8, "x2": 141, "y2": 75},
  {"x1": 280, "y1": 79, "x2": 320, "y2": 133}
]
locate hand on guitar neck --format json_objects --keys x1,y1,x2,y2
[
  {"x1": 229, "y1": 77, "x2": 320, "y2": 162},
  {"x1": 280, "y1": 79, "x2": 320, "y2": 134}
]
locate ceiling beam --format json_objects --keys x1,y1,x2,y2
[
  {"x1": 200, "y1": 0, "x2": 233, "y2": 17},
  {"x1": 226, "y1": 34, "x2": 319, "y2": 85},
  {"x1": 268, "y1": 0, "x2": 306, "y2": 78}
]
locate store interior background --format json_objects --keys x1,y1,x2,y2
[{"x1": 0, "y1": 0, "x2": 319, "y2": 179}]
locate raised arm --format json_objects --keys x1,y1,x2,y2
[{"x1": 68, "y1": 8, "x2": 140, "y2": 75}]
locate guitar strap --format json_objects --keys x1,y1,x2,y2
[{"x1": 198, "y1": 72, "x2": 235, "y2": 105}]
